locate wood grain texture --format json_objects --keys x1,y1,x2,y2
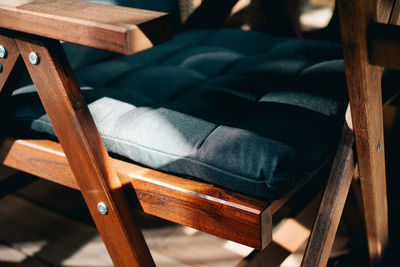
[
  {"x1": 0, "y1": 0, "x2": 33, "y2": 7},
  {"x1": 14, "y1": 37, "x2": 154, "y2": 267},
  {"x1": 0, "y1": 0, "x2": 171, "y2": 54},
  {"x1": 391, "y1": 0, "x2": 400, "y2": 23},
  {"x1": 338, "y1": 0, "x2": 389, "y2": 264},
  {"x1": 377, "y1": 0, "x2": 396, "y2": 22},
  {"x1": 369, "y1": 22, "x2": 400, "y2": 70},
  {"x1": 116, "y1": 159, "x2": 272, "y2": 250},
  {"x1": 0, "y1": 138, "x2": 79, "y2": 190},
  {"x1": 0, "y1": 35, "x2": 20, "y2": 92},
  {"x1": 0, "y1": 137, "x2": 273, "y2": 249},
  {"x1": 302, "y1": 109, "x2": 355, "y2": 267},
  {"x1": 369, "y1": 0, "x2": 400, "y2": 70}
]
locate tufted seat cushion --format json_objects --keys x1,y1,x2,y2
[{"x1": 8, "y1": 29, "x2": 353, "y2": 200}]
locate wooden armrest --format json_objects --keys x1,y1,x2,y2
[{"x1": 0, "y1": 0, "x2": 171, "y2": 55}]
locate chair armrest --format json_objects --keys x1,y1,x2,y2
[{"x1": 0, "y1": 0, "x2": 172, "y2": 55}]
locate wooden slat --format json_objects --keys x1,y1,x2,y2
[
  {"x1": 392, "y1": 0, "x2": 400, "y2": 23},
  {"x1": 302, "y1": 109, "x2": 355, "y2": 267},
  {"x1": 116, "y1": 161, "x2": 272, "y2": 250},
  {"x1": 0, "y1": 138, "x2": 79, "y2": 190},
  {"x1": 15, "y1": 36, "x2": 154, "y2": 267},
  {"x1": 0, "y1": 0, "x2": 171, "y2": 55},
  {"x1": 0, "y1": 35, "x2": 20, "y2": 91},
  {"x1": 0, "y1": 137, "x2": 272, "y2": 250},
  {"x1": 338, "y1": 0, "x2": 389, "y2": 265},
  {"x1": 369, "y1": 22, "x2": 400, "y2": 70},
  {"x1": 377, "y1": 0, "x2": 396, "y2": 22}
]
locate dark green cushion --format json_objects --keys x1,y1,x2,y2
[{"x1": 8, "y1": 29, "x2": 350, "y2": 200}]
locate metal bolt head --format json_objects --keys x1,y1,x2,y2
[
  {"x1": 29, "y1": 52, "x2": 39, "y2": 65},
  {"x1": 0, "y1": 46, "x2": 6, "y2": 58},
  {"x1": 377, "y1": 141, "x2": 383, "y2": 152},
  {"x1": 97, "y1": 202, "x2": 108, "y2": 215}
]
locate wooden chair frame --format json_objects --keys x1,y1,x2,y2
[
  {"x1": 0, "y1": 0, "x2": 397, "y2": 266},
  {"x1": 336, "y1": 0, "x2": 400, "y2": 265}
]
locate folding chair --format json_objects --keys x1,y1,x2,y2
[{"x1": 0, "y1": 0, "x2": 397, "y2": 266}]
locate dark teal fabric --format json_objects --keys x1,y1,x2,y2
[{"x1": 8, "y1": 29, "x2": 351, "y2": 200}]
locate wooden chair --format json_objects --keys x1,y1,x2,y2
[
  {"x1": 0, "y1": 0, "x2": 397, "y2": 266},
  {"x1": 335, "y1": 0, "x2": 400, "y2": 265}
]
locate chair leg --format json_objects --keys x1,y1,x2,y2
[
  {"x1": 0, "y1": 35, "x2": 32, "y2": 197},
  {"x1": 238, "y1": 194, "x2": 322, "y2": 267},
  {"x1": 301, "y1": 112, "x2": 355, "y2": 267},
  {"x1": 0, "y1": 34, "x2": 20, "y2": 93},
  {"x1": 12, "y1": 35, "x2": 154, "y2": 267},
  {"x1": 338, "y1": 0, "x2": 389, "y2": 264},
  {"x1": 239, "y1": 110, "x2": 355, "y2": 267}
]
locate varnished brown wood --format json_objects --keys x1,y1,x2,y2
[
  {"x1": 338, "y1": 0, "x2": 389, "y2": 265},
  {"x1": 0, "y1": 0, "x2": 171, "y2": 55},
  {"x1": 0, "y1": 138, "x2": 79, "y2": 190},
  {"x1": 377, "y1": 0, "x2": 396, "y2": 22},
  {"x1": 302, "y1": 109, "x2": 355, "y2": 267},
  {"x1": 391, "y1": 0, "x2": 400, "y2": 23},
  {"x1": 14, "y1": 36, "x2": 154, "y2": 267},
  {"x1": 116, "y1": 159, "x2": 273, "y2": 250},
  {"x1": 369, "y1": 22, "x2": 400, "y2": 70},
  {"x1": 0, "y1": 137, "x2": 275, "y2": 250},
  {"x1": 0, "y1": 35, "x2": 20, "y2": 92}
]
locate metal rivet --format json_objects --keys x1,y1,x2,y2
[
  {"x1": 0, "y1": 64, "x2": 2, "y2": 73},
  {"x1": 0, "y1": 46, "x2": 6, "y2": 58},
  {"x1": 97, "y1": 202, "x2": 108, "y2": 215},
  {"x1": 72, "y1": 99, "x2": 83, "y2": 110},
  {"x1": 377, "y1": 141, "x2": 382, "y2": 152},
  {"x1": 29, "y1": 52, "x2": 39, "y2": 65}
]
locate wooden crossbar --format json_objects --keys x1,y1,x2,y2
[
  {"x1": 369, "y1": 22, "x2": 400, "y2": 70},
  {"x1": 0, "y1": 137, "x2": 276, "y2": 250}
]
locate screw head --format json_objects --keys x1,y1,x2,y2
[
  {"x1": 29, "y1": 52, "x2": 39, "y2": 65},
  {"x1": 0, "y1": 46, "x2": 6, "y2": 58},
  {"x1": 377, "y1": 141, "x2": 383, "y2": 152},
  {"x1": 97, "y1": 202, "x2": 108, "y2": 215}
]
